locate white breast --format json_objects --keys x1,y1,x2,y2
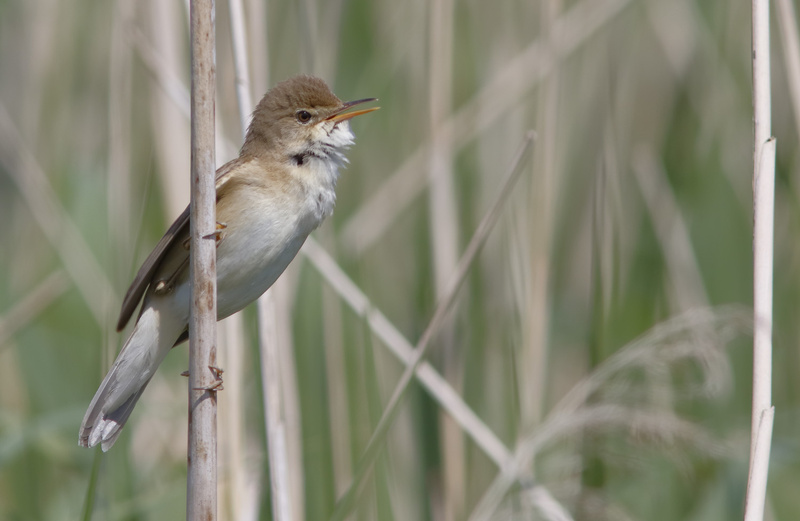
[
  {"x1": 213, "y1": 120, "x2": 354, "y2": 319},
  {"x1": 213, "y1": 194, "x2": 308, "y2": 319}
]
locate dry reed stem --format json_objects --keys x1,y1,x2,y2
[
  {"x1": 518, "y1": 0, "x2": 562, "y2": 440},
  {"x1": 745, "y1": 0, "x2": 775, "y2": 518},
  {"x1": 225, "y1": 0, "x2": 302, "y2": 517},
  {"x1": 257, "y1": 296, "x2": 293, "y2": 521},
  {"x1": 222, "y1": 4, "x2": 267, "y2": 521},
  {"x1": 427, "y1": 0, "x2": 463, "y2": 517},
  {"x1": 321, "y1": 278, "x2": 353, "y2": 496},
  {"x1": 216, "y1": 317, "x2": 252, "y2": 521},
  {"x1": 186, "y1": 0, "x2": 218, "y2": 518},
  {"x1": 745, "y1": 406, "x2": 775, "y2": 521},
  {"x1": 270, "y1": 277, "x2": 306, "y2": 520},
  {"x1": 746, "y1": 138, "x2": 776, "y2": 520},
  {"x1": 428, "y1": 0, "x2": 458, "y2": 299},
  {"x1": 340, "y1": 0, "x2": 633, "y2": 255},
  {"x1": 223, "y1": 2, "x2": 272, "y2": 520}
]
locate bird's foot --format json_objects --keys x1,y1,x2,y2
[
  {"x1": 202, "y1": 222, "x2": 228, "y2": 245},
  {"x1": 193, "y1": 365, "x2": 224, "y2": 391},
  {"x1": 181, "y1": 222, "x2": 227, "y2": 250}
]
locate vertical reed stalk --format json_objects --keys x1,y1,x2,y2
[
  {"x1": 427, "y1": 0, "x2": 463, "y2": 517},
  {"x1": 744, "y1": 0, "x2": 776, "y2": 520},
  {"x1": 226, "y1": 0, "x2": 298, "y2": 517},
  {"x1": 221, "y1": 2, "x2": 257, "y2": 520},
  {"x1": 187, "y1": 0, "x2": 218, "y2": 519},
  {"x1": 258, "y1": 296, "x2": 293, "y2": 521}
]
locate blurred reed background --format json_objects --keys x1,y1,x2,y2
[{"x1": 1, "y1": 0, "x2": 799, "y2": 519}]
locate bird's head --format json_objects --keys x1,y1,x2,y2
[{"x1": 241, "y1": 75, "x2": 378, "y2": 166}]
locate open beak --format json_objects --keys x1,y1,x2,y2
[{"x1": 326, "y1": 98, "x2": 380, "y2": 123}]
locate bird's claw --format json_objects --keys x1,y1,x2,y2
[
  {"x1": 181, "y1": 222, "x2": 227, "y2": 250},
  {"x1": 192, "y1": 365, "x2": 224, "y2": 391},
  {"x1": 202, "y1": 222, "x2": 228, "y2": 244}
]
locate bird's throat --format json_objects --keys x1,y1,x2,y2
[{"x1": 290, "y1": 149, "x2": 342, "y2": 223}]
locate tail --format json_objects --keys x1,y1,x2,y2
[{"x1": 79, "y1": 305, "x2": 183, "y2": 451}]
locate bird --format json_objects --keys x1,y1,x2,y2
[{"x1": 79, "y1": 74, "x2": 378, "y2": 451}]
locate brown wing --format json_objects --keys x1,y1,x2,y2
[
  {"x1": 115, "y1": 157, "x2": 248, "y2": 332},
  {"x1": 116, "y1": 206, "x2": 190, "y2": 331}
]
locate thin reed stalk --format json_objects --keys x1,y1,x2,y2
[
  {"x1": 744, "y1": 0, "x2": 776, "y2": 519},
  {"x1": 186, "y1": 0, "x2": 218, "y2": 519},
  {"x1": 427, "y1": 0, "x2": 463, "y2": 517},
  {"x1": 257, "y1": 296, "x2": 293, "y2": 521},
  {"x1": 226, "y1": 0, "x2": 301, "y2": 517},
  {"x1": 219, "y1": 3, "x2": 262, "y2": 520}
]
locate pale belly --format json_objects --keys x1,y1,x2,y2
[{"x1": 213, "y1": 206, "x2": 312, "y2": 320}]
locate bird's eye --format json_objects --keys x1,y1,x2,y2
[{"x1": 296, "y1": 110, "x2": 312, "y2": 124}]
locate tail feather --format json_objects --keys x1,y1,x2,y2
[
  {"x1": 79, "y1": 305, "x2": 180, "y2": 451},
  {"x1": 80, "y1": 379, "x2": 152, "y2": 450}
]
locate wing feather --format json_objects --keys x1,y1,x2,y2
[
  {"x1": 116, "y1": 206, "x2": 190, "y2": 331},
  {"x1": 115, "y1": 157, "x2": 246, "y2": 331}
]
